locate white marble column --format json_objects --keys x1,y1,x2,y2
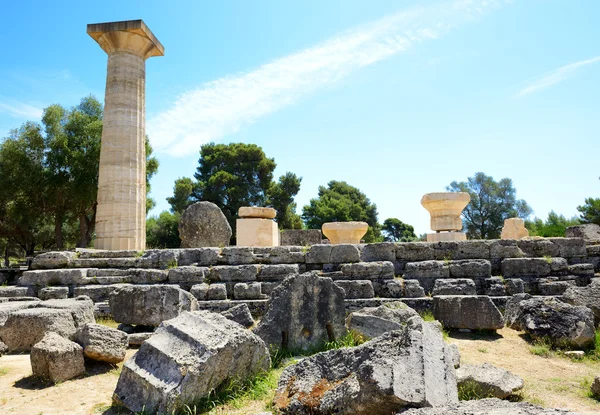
[{"x1": 87, "y1": 20, "x2": 164, "y2": 250}]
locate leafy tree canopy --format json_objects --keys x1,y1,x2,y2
[
  {"x1": 302, "y1": 180, "x2": 382, "y2": 243},
  {"x1": 382, "y1": 218, "x2": 417, "y2": 242},
  {"x1": 146, "y1": 211, "x2": 180, "y2": 249},
  {"x1": 447, "y1": 172, "x2": 532, "y2": 239},
  {"x1": 577, "y1": 198, "x2": 600, "y2": 226},
  {"x1": 526, "y1": 211, "x2": 580, "y2": 237}
]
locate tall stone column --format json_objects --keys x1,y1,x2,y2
[{"x1": 87, "y1": 20, "x2": 164, "y2": 250}]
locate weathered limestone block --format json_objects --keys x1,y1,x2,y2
[
  {"x1": 208, "y1": 265, "x2": 259, "y2": 283},
  {"x1": 456, "y1": 363, "x2": 524, "y2": 399},
  {"x1": 346, "y1": 302, "x2": 423, "y2": 339},
  {"x1": 432, "y1": 279, "x2": 476, "y2": 296},
  {"x1": 177, "y1": 248, "x2": 220, "y2": 266},
  {"x1": 257, "y1": 264, "x2": 299, "y2": 281},
  {"x1": 340, "y1": 261, "x2": 395, "y2": 280},
  {"x1": 274, "y1": 322, "x2": 457, "y2": 414},
  {"x1": 330, "y1": 244, "x2": 361, "y2": 263},
  {"x1": 128, "y1": 332, "x2": 153, "y2": 347},
  {"x1": 484, "y1": 277, "x2": 506, "y2": 296},
  {"x1": 233, "y1": 282, "x2": 263, "y2": 300},
  {"x1": 404, "y1": 280, "x2": 426, "y2": 298},
  {"x1": 258, "y1": 246, "x2": 306, "y2": 264},
  {"x1": 30, "y1": 251, "x2": 78, "y2": 270},
  {"x1": 500, "y1": 218, "x2": 529, "y2": 240},
  {"x1": 448, "y1": 344, "x2": 461, "y2": 368},
  {"x1": 18, "y1": 269, "x2": 88, "y2": 286},
  {"x1": 73, "y1": 285, "x2": 126, "y2": 303},
  {"x1": 38, "y1": 296, "x2": 95, "y2": 328},
  {"x1": 38, "y1": 287, "x2": 69, "y2": 300},
  {"x1": 76, "y1": 323, "x2": 128, "y2": 363},
  {"x1": 31, "y1": 332, "x2": 85, "y2": 383},
  {"x1": 167, "y1": 266, "x2": 209, "y2": 289},
  {"x1": 190, "y1": 283, "x2": 227, "y2": 300},
  {"x1": 0, "y1": 300, "x2": 40, "y2": 326},
  {"x1": 427, "y1": 232, "x2": 467, "y2": 242},
  {"x1": 563, "y1": 280, "x2": 600, "y2": 324},
  {"x1": 334, "y1": 280, "x2": 374, "y2": 299},
  {"x1": 109, "y1": 285, "x2": 198, "y2": 326},
  {"x1": 397, "y1": 241, "x2": 490, "y2": 262},
  {"x1": 404, "y1": 260, "x2": 449, "y2": 294},
  {"x1": 239, "y1": 206, "x2": 276, "y2": 219},
  {"x1": 280, "y1": 229, "x2": 322, "y2": 246},
  {"x1": 0, "y1": 286, "x2": 29, "y2": 297},
  {"x1": 322, "y1": 222, "x2": 368, "y2": 244},
  {"x1": 501, "y1": 258, "x2": 552, "y2": 277},
  {"x1": 505, "y1": 278, "x2": 525, "y2": 295},
  {"x1": 378, "y1": 279, "x2": 404, "y2": 298},
  {"x1": 113, "y1": 311, "x2": 270, "y2": 414},
  {"x1": 218, "y1": 247, "x2": 256, "y2": 265},
  {"x1": 566, "y1": 224, "x2": 600, "y2": 241},
  {"x1": 517, "y1": 239, "x2": 560, "y2": 257},
  {"x1": 221, "y1": 303, "x2": 254, "y2": 328},
  {"x1": 127, "y1": 268, "x2": 169, "y2": 284},
  {"x1": 400, "y1": 398, "x2": 579, "y2": 415},
  {"x1": 255, "y1": 272, "x2": 347, "y2": 351},
  {"x1": 361, "y1": 242, "x2": 396, "y2": 262},
  {"x1": 549, "y1": 238, "x2": 587, "y2": 258},
  {"x1": 489, "y1": 239, "x2": 524, "y2": 259},
  {"x1": 448, "y1": 259, "x2": 491, "y2": 278},
  {"x1": 433, "y1": 296, "x2": 504, "y2": 330},
  {"x1": 179, "y1": 201, "x2": 232, "y2": 248},
  {"x1": 0, "y1": 308, "x2": 78, "y2": 352},
  {"x1": 538, "y1": 279, "x2": 575, "y2": 296},
  {"x1": 237, "y1": 217, "x2": 279, "y2": 247},
  {"x1": 509, "y1": 296, "x2": 595, "y2": 348},
  {"x1": 568, "y1": 263, "x2": 595, "y2": 278},
  {"x1": 261, "y1": 281, "x2": 280, "y2": 296}
]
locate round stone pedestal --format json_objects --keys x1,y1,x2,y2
[{"x1": 322, "y1": 222, "x2": 368, "y2": 244}]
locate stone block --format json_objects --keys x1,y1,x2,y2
[
  {"x1": 404, "y1": 260, "x2": 449, "y2": 294},
  {"x1": 233, "y1": 282, "x2": 263, "y2": 300},
  {"x1": 236, "y1": 218, "x2": 279, "y2": 247},
  {"x1": 505, "y1": 279, "x2": 524, "y2": 295},
  {"x1": 0, "y1": 286, "x2": 29, "y2": 297},
  {"x1": 330, "y1": 244, "x2": 361, "y2": 263},
  {"x1": 18, "y1": 269, "x2": 88, "y2": 287},
  {"x1": 76, "y1": 323, "x2": 128, "y2": 363},
  {"x1": 334, "y1": 280, "x2": 375, "y2": 299},
  {"x1": 208, "y1": 265, "x2": 259, "y2": 283},
  {"x1": 280, "y1": 229, "x2": 322, "y2": 246},
  {"x1": 361, "y1": 242, "x2": 396, "y2": 262},
  {"x1": 38, "y1": 287, "x2": 69, "y2": 300},
  {"x1": 38, "y1": 297, "x2": 95, "y2": 328},
  {"x1": 501, "y1": 258, "x2": 551, "y2": 277},
  {"x1": 538, "y1": 280, "x2": 575, "y2": 296},
  {"x1": 404, "y1": 280, "x2": 426, "y2": 298},
  {"x1": 501, "y1": 218, "x2": 530, "y2": 240},
  {"x1": 305, "y1": 244, "x2": 332, "y2": 264},
  {"x1": 73, "y1": 285, "x2": 125, "y2": 303},
  {"x1": 258, "y1": 246, "x2": 306, "y2": 264},
  {"x1": 30, "y1": 251, "x2": 78, "y2": 270},
  {"x1": 261, "y1": 281, "x2": 280, "y2": 296},
  {"x1": 0, "y1": 300, "x2": 41, "y2": 326},
  {"x1": 30, "y1": 332, "x2": 85, "y2": 383},
  {"x1": 167, "y1": 266, "x2": 209, "y2": 288},
  {"x1": 257, "y1": 264, "x2": 299, "y2": 281},
  {"x1": 432, "y1": 279, "x2": 476, "y2": 296},
  {"x1": 456, "y1": 363, "x2": 524, "y2": 399},
  {"x1": 177, "y1": 248, "x2": 220, "y2": 266},
  {"x1": 568, "y1": 263, "x2": 595, "y2": 277},
  {"x1": 566, "y1": 224, "x2": 600, "y2": 241},
  {"x1": 239, "y1": 206, "x2": 276, "y2": 219},
  {"x1": 218, "y1": 247, "x2": 256, "y2": 265},
  {"x1": 549, "y1": 238, "x2": 587, "y2": 258},
  {"x1": 448, "y1": 259, "x2": 491, "y2": 278},
  {"x1": 220, "y1": 303, "x2": 254, "y2": 328},
  {"x1": 179, "y1": 201, "x2": 232, "y2": 248},
  {"x1": 378, "y1": 279, "x2": 404, "y2": 298},
  {"x1": 484, "y1": 277, "x2": 506, "y2": 296},
  {"x1": 346, "y1": 302, "x2": 423, "y2": 340},
  {"x1": 433, "y1": 296, "x2": 504, "y2": 330},
  {"x1": 489, "y1": 240, "x2": 524, "y2": 259},
  {"x1": 516, "y1": 239, "x2": 560, "y2": 257},
  {"x1": 340, "y1": 261, "x2": 395, "y2": 280}
]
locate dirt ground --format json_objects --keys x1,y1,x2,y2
[{"x1": 1, "y1": 328, "x2": 600, "y2": 414}]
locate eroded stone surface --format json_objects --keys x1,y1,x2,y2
[
  {"x1": 456, "y1": 363, "x2": 524, "y2": 399},
  {"x1": 398, "y1": 398, "x2": 579, "y2": 414},
  {"x1": 433, "y1": 296, "x2": 504, "y2": 330},
  {"x1": 179, "y1": 202, "x2": 232, "y2": 248},
  {"x1": 346, "y1": 302, "x2": 423, "y2": 339},
  {"x1": 31, "y1": 332, "x2": 85, "y2": 383},
  {"x1": 76, "y1": 323, "x2": 128, "y2": 363}
]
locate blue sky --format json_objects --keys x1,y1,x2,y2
[{"x1": 1, "y1": 0, "x2": 598, "y2": 235}]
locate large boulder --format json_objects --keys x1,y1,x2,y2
[
  {"x1": 563, "y1": 280, "x2": 600, "y2": 324},
  {"x1": 254, "y1": 272, "x2": 347, "y2": 352},
  {"x1": 0, "y1": 300, "x2": 41, "y2": 326},
  {"x1": 220, "y1": 303, "x2": 254, "y2": 328},
  {"x1": 504, "y1": 293, "x2": 532, "y2": 327},
  {"x1": 433, "y1": 296, "x2": 504, "y2": 330},
  {"x1": 30, "y1": 332, "x2": 85, "y2": 383},
  {"x1": 109, "y1": 285, "x2": 198, "y2": 326},
  {"x1": 274, "y1": 321, "x2": 457, "y2": 414},
  {"x1": 508, "y1": 296, "x2": 595, "y2": 348},
  {"x1": 35, "y1": 296, "x2": 95, "y2": 328},
  {"x1": 179, "y1": 201, "x2": 232, "y2": 248},
  {"x1": 346, "y1": 302, "x2": 423, "y2": 340},
  {"x1": 0, "y1": 308, "x2": 78, "y2": 352},
  {"x1": 456, "y1": 363, "x2": 524, "y2": 399},
  {"x1": 113, "y1": 311, "x2": 270, "y2": 414},
  {"x1": 398, "y1": 398, "x2": 580, "y2": 414},
  {"x1": 76, "y1": 323, "x2": 128, "y2": 363}
]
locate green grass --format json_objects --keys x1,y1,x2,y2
[
  {"x1": 478, "y1": 347, "x2": 488, "y2": 353},
  {"x1": 530, "y1": 339, "x2": 553, "y2": 358},
  {"x1": 96, "y1": 316, "x2": 120, "y2": 329},
  {"x1": 457, "y1": 380, "x2": 496, "y2": 401},
  {"x1": 0, "y1": 367, "x2": 9, "y2": 376},
  {"x1": 419, "y1": 310, "x2": 435, "y2": 322}
]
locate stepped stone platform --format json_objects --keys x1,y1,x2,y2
[{"x1": 0, "y1": 239, "x2": 597, "y2": 319}]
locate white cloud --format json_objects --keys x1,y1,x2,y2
[
  {"x1": 515, "y1": 56, "x2": 600, "y2": 98},
  {"x1": 0, "y1": 101, "x2": 43, "y2": 120},
  {"x1": 148, "y1": 0, "x2": 504, "y2": 157}
]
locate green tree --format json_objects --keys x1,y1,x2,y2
[
  {"x1": 577, "y1": 198, "x2": 600, "y2": 225},
  {"x1": 192, "y1": 143, "x2": 301, "y2": 236},
  {"x1": 268, "y1": 172, "x2": 303, "y2": 229},
  {"x1": 146, "y1": 211, "x2": 180, "y2": 249},
  {"x1": 167, "y1": 177, "x2": 196, "y2": 214},
  {"x1": 382, "y1": 218, "x2": 417, "y2": 242},
  {"x1": 447, "y1": 172, "x2": 532, "y2": 239},
  {"x1": 526, "y1": 211, "x2": 580, "y2": 237},
  {"x1": 145, "y1": 138, "x2": 159, "y2": 213},
  {"x1": 302, "y1": 180, "x2": 382, "y2": 242}
]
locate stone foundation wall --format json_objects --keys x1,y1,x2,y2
[{"x1": 2, "y1": 238, "x2": 598, "y2": 318}]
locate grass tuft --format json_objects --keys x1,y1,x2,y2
[{"x1": 530, "y1": 339, "x2": 553, "y2": 358}]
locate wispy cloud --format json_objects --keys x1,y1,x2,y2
[
  {"x1": 149, "y1": 0, "x2": 505, "y2": 157},
  {"x1": 515, "y1": 56, "x2": 600, "y2": 98},
  {"x1": 0, "y1": 101, "x2": 43, "y2": 120}
]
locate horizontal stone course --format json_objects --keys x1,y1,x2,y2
[{"x1": 340, "y1": 261, "x2": 395, "y2": 280}]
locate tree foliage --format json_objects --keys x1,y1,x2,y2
[
  {"x1": 577, "y1": 198, "x2": 600, "y2": 226},
  {"x1": 447, "y1": 172, "x2": 532, "y2": 239},
  {"x1": 302, "y1": 181, "x2": 382, "y2": 243},
  {"x1": 146, "y1": 211, "x2": 181, "y2": 249},
  {"x1": 0, "y1": 96, "x2": 158, "y2": 254},
  {"x1": 191, "y1": 143, "x2": 302, "y2": 235},
  {"x1": 526, "y1": 211, "x2": 580, "y2": 237},
  {"x1": 382, "y1": 218, "x2": 417, "y2": 242},
  {"x1": 167, "y1": 177, "x2": 197, "y2": 214}
]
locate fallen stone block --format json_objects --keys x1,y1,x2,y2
[
  {"x1": 113, "y1": 311, "x2": 270, "y2": 414},
  {"x1": 128, "y1": 332, "x2": 153, "y2": 347},
  {"x1": 30, "y1": 251, "x2": 78, "y2": 270},
  {"x1": 37, "y1": 296, "x2": 95, "y2": 328},
  {"x1": 399, "y1": 397, "x2": 579, "y2": 414},
  {"x1": 221, "y1": 303, "x2": 254, "y2": 328},
  {"x1": 31, "y1": 332, "x2": 85, "y2": 383},
  {"x1": 433, "y1": 296, "x2": 504, "y2": 330},
  {"x1": 208, "y1": 265, "x2": 259, "y2": 283},
  {"x1": 0, "y1": 300, "x2": 40, "y2": 326},
  {"x1": 38, "y1": 287, "x2": 69, "y2": 300},
  {"x1": 346, "y1": 302, "x2": 423, "y2": 339},
  {"x1": 274, "y1": 321, "x2": 457, "y2": 414},
  {"x1": 563, "y1": 279, "x2": 600, "y2": 324},
  {"x1": 76, "y1": 323, "x2": 128, "y2": 363},
  {"x1": 109, "y1": 284, "x2": 198, "y2": 326},
  {"x1": 255, "y1": 272, "x2": 347, "y2": 351},
  {"x1": 0, "y1": 286, "x2": 29, "y2": 298},
  {"x1": 456, "y1": 363, "x2": 524, "y2": 399}
]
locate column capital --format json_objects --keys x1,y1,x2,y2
[{"x1": 87, "y1": 19, "x2": 164, "y2": 59}]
